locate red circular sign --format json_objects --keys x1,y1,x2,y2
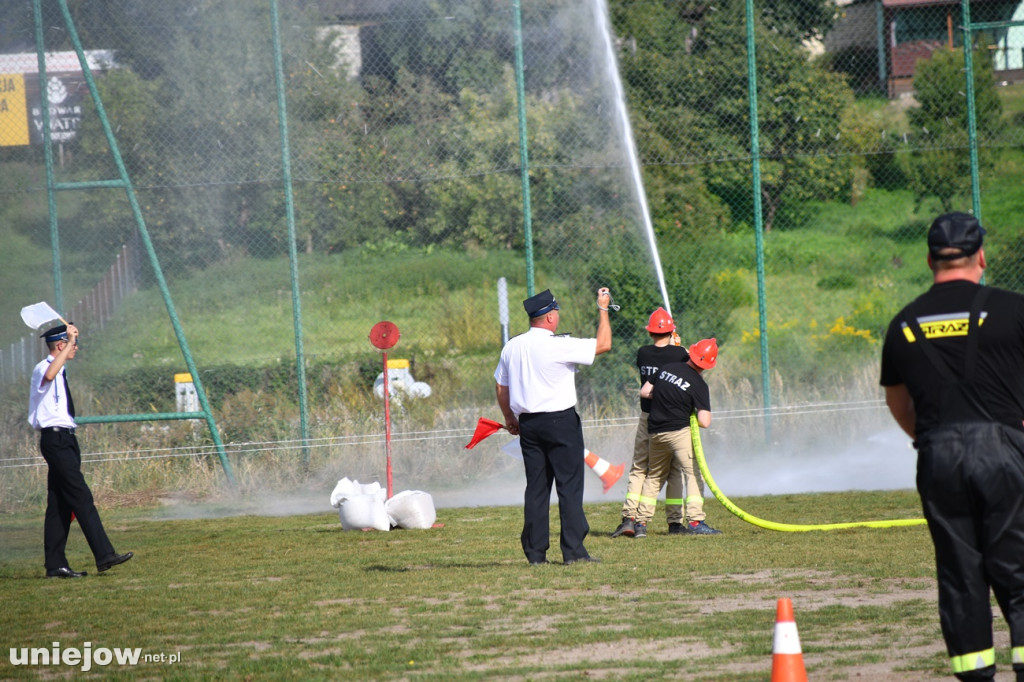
[{"x1": 369, "y1": 321, "x2": 400, "y2": 350}]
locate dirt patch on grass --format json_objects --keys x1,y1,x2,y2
[
  {"x1": 692, "y1": 569, "x2": 936, "y2": 613},
  {"x1": 451, "y1": 570, "x2": 1017, "y2": 681}
]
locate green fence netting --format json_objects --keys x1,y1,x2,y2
[{"x1": 1, "y1": 0, "x2": 1022, "y2": 500}]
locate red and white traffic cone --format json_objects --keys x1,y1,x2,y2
[
  {"x1": 771, "y1": 598, "x2": 808, "y2": 681},
  {"x1": 583, "y1": 449, "x2": 624, "y2": 493}
]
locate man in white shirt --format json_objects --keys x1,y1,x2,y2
[
  {"x1": 29, "y1": 323, "x2": 133, "y2": 578},
  {"x1": 495, "y1": 287, "x2": 612, "y2": 565}
]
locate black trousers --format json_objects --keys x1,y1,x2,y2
[
  {"x1": 518, "y1": 407, "x2": 590, "y2": 563},
  {"x1": 915, "y1": 422, "x2": 1024, "y2": 680},
  {"x1": 40, "y1": 429, "x2": 115, "y2": 571}
]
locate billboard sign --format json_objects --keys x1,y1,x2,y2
[
  {"x1": 29, "y1": 75, "x2": 86, "y2": 144},
  {"x1": 0, "y1": 51, "x2": 113, "y2": 147},
  {"x1": 0, "y1": 73, "x2": 30, "y2": 146}
]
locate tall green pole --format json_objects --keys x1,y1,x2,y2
[
  {"x1": 270, "y1": 0, "x2": 311, "y2": 469},
  {"x1": 745, "y1": 0, "x2": 772, "y2": 440},
  {"x1": 55, "y1": 0, "x2": 236, "y2": 485},
  {"x1": 512, "y1": 0, "x2": 535, "y2": 296},
  {"x1": 33, "y1": 0, "x2": 64, "y2": 312},
  {"x1": 875, "y1": 0, "x2": 887, "y2": 94},
  {"x1": 960, "y1": 0, "x2": 982, "y2": 220}
]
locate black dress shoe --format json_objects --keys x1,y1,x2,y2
[
  {"x1": 97, "y1": 551, "x2": 133, "y2": 572},
  {"x1": 529, "y1": 559, "x2": 550, "y2": 566},
  {"x1": 564, "y1": 555, "x2": 601, "y2": 565},
  {"x1": 46, "y1": 566, "x2": 87, "y2": 578}
]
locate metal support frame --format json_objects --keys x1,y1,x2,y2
[
  {"x1": 34, "y1": 0, "x2": 236, "y2": 485},
  {"x1": 961, "y1": 0, "x2": 983, "y2": 221},
  {"x1": 957, "y1": 4, "x2": 1024, "y2": 225},
  {"x1": 512, "y1": 0, "x2": 536, "y2": 296},
  {"x1": 270, "y1": 0, "x2": 311, "y2": 470},
  {"x1": 745, "y1": 0, "x2": 773, "y2": 441}
]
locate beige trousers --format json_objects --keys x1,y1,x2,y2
[
  {"x1": 621, "y1": 413, "x2": 684, "y2": 523},
  {"x1": 635, "y1": 427, "x2": 705, "y2": 524}
]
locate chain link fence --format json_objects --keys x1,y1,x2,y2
[{"x1": 2, "y1": 0, "x2": 1023, "y2": 497}]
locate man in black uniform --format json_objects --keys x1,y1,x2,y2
[
  {"x1": 494, "y1": 288, "x2": 613, "y2": 565},
  {"x1": 28, "y1": 323, "x2": 134, "y2": 578},
  {"x1": 881, "y1": 212, "x2": 1024, "y2": 681}
]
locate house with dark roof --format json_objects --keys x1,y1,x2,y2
[{"x1": 825, "y1": 0, "x2": 1024, "y2": 96}]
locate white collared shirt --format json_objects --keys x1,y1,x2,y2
[
  {"x1": 494, "y1": 327, "x2": 597, "y2": 416},
  {"x1": 27, "y1": 356, "x2": 77, "y2": 430}
]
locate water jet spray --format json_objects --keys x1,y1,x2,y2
[{"x1": 592, "y1": 0, "x2": 672, "y2": 316}]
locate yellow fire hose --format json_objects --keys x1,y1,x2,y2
[{"x1": 689, "y1": 413, "x2": 927, "y2": 531}]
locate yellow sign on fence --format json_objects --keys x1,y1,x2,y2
[{"x1": 0, "y1": 74, "x2": 29, "y2": 147}]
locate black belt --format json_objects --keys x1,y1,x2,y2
[
  {"x1": 519, "y1": 406, "x2": 575, "y2": 421},
  {"x1": 45, "y1": 426, "x2": 76, "y2": 435}
]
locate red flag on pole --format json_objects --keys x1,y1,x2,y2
[{"x1": 465, "y1": 418, "x2": 506, "y2": 449}]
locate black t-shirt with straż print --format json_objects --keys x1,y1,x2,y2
[
  {"x1": 636, "y1": 344, "x2": 689, "y2": 413},
  {"x1": 880, "y1": 280, "x2": 1024, "y2": 435},
  {"x1": 647, "y1": 361, "x2": 710, "y2": 434}
]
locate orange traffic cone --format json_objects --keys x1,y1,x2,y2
[
  {"x1": 771, "y1": 598, "x2": 808, "y2": 682},
  {"x1": 583, "y1": 449, "x2": 624, "y2": 493}
]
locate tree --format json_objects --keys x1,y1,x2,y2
[
  {"x1": 73, "y1": 2, "x2": 336, "y2": 267},
  {"x1": 760, "y1": 0, "x2": 839, "y2": 43},
  {"x1": 904, "y1": 47, "x2": 1002, "y2": 212},
  {"x1": 0, "y1": 2, "x2": 34, "y2": 53},
  {"x1": 614, "y1": 0, "x2": 854, "y2": 232}
]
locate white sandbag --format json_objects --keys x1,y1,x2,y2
[
  {"x1": 329, "y1": 477, "x2": 357, "y2": 508},
  {"x1": 330, "y1": 478, "x2": 384, "y2": 508},
  {"x1": 357, "y1": 480, "x2": 383, "y2": 496},
  {"x1": 331, "y1": 477, "x2": 389, "y2": 531},
  {"x1": 338, "y1": 489, "x2": 389, "y2": 532},
  {"x1": 385, "y1": 490, "x2": 436, "y2": 530}
]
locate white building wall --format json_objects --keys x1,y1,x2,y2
[
  {"x1": 315, "y1": 24, "x2": 362, "y2": 80},
  {"x1": 993, "y1": 2, "x2": 1024, "y2": 70}
]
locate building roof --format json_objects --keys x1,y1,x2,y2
[
  {"x1": 846, "y1": 0, "x2": 1003, "y2": 7},
  {"x1": 289, "y1": 0, "x2": 407, "y2": 22},
  {"x1": 0, "y1": 50, "x2": 116, "y2": 74},
  {"x1": 883, "y1": 0, "x2": 959, "y2": 6}
]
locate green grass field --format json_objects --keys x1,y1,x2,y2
[{"x1": 1, "y1": 490, "x2": 1017, "y2": 681}]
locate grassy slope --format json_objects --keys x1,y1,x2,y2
[
  {"x1": 10, "y1": 181, "x2": 962, "y2": 378},
  {"x1": 86, "y1": 249, "x2": 546, "y2": 364},
  {"x1": 0, "y1": 184, "x2": 97, "y2": 346},
  {"x1": 3, "y1": 87, "x2": 1022, "y2": 396}
]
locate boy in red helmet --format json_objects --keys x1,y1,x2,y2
[
  {"x1": 633, "y1": 338, "x2": 721, "y2": 536},
  {"x1": 610, "y1": 308, "x2": 689, "y2": 539}
]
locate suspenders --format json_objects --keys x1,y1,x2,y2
[
  {"x1": 901, "y1": 287, "x2": 991, "y2": 421},
  {"x1": 901, "y1": 287, "x2": 989, "y2": 383}
]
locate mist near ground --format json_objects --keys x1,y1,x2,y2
[
  {"x1": 435, "y1": 419, "x2": 917, "y2": 508},
  {"x1": 708, "y1": 426, "x2": 916, "y2": 497},
  {"x1": 151, "y1": 404, "x2": 918, "y2": 522}
]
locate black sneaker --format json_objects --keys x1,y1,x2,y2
[
  {"x1": 667, "y1": 522, "x2": 688, "y2": 535},
  {"x1": 610, "y1": 518, "x2": 635, "y2": 538},
  {"x1": 688, "y1": 521, "x2": 721, "y2": 535},
  {"x1": 633, "y1": 521, "x2": 647, "y2": 538}
]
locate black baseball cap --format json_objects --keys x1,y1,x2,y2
[
  {"x1": 928, "y1": 212, "x2": 986, "y2": 261},
  {"x1": 523, "y1": 289, "x2": 559, "y2": 318}
]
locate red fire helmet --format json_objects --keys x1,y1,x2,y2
[
  {"x1": 688, "y1": 338, "x2": 718, "y2": 369},
  {"x1": 645, "y1": 307, "x2": 675, "y2": 334}
]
